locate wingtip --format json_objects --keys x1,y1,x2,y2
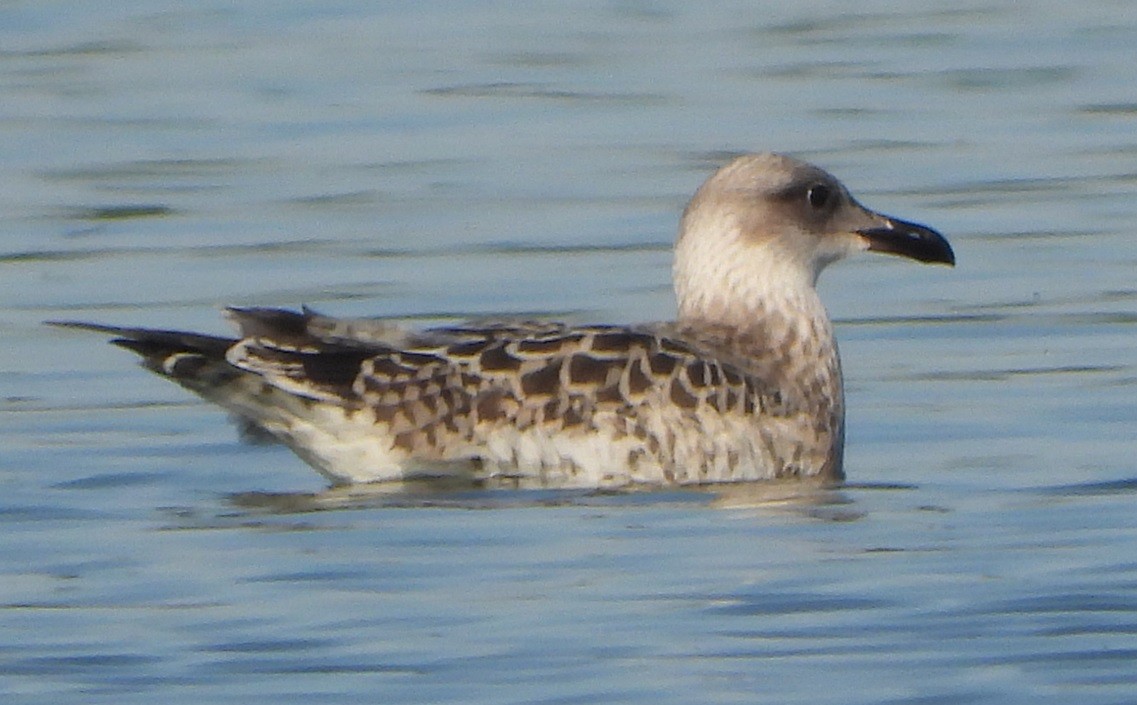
[{"x1": 45, "y1": 319, "x2": 132, "y2": 336}]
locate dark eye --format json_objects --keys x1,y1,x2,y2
[{"x1": 807, "y1": 183, "x2": 831, "y2": 209}]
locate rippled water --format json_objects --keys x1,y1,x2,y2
[{"x1": 3, "y1": 2, "x2": 1136, "y2": 703}]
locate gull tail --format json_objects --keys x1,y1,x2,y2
[
  {"x1": 48, "y1": 316, "x2": 324, "y2": 453},
  {"x1": 46, "y1": 320, "x2": 239, "y2": 387},
  {"x1": 45, "y1": 316, "x2": 385, "y2": 472}
]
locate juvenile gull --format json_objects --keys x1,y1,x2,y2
[{"x1": 52, "y1": 153, "x2": 954, "y2": 488}]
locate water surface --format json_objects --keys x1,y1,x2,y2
[{"x1": 2, "y1": 2, "x2": 1136, "y2": 703}]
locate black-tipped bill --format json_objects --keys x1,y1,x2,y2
[{"x1": 859, "y1": 217, "x2": 955, "y2": 266}]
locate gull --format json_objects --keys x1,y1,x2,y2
[{"x1": 51, "y1": 153, "x2": 954, "y2": 488}]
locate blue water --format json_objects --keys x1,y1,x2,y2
[{"x1": 3, "y1": 2, "x2": 1136, "y2": 703}]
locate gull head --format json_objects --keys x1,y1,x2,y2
[{"x1": 674, "y1": 152, "x2": 953, "y2": 324}]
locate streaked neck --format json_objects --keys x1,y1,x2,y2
[{"x1": 673, "y1": 236, "x2": 842, "y2": 413}]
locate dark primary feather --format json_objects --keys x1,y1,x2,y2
[{"x1": 47, "y1": 320, "x2": 235, "y2": 376}]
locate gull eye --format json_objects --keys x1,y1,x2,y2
[{"x1": 806, "y1": 183, "x2": 831, "y2": 210}]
